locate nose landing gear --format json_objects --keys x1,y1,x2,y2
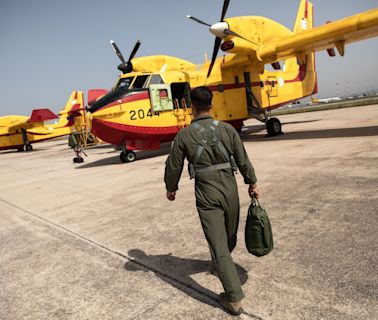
[
  {"x1": 73, "y1": 145, "x2": 87, "y2": 163},
  {"x1": 120, "y1": 150, "x2": 136, "y2": 163}
]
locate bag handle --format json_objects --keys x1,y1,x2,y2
[{"x1": 251, "y1": 195, "x2": 261, "y2": 207}]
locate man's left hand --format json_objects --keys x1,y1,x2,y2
[{"x1": 166, "y1": 191, "x2": 176, "y2": 201}]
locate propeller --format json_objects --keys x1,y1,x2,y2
[
  {"x1": 187, "y1": 0, "x2": 256, "y2": 78},
  {"x1": 187, "y1": 0, "x2": 230, "y2": 78},
  {"x1": 110, "y1": 40, "x2": 141, "y2": 74}
]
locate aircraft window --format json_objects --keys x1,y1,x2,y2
[
  {"x1": 116, "y1": 77, "x2": 134, "y2": 89},
  {"x1": 149, "y1": 74, "x2": 164, "y2": 85},
  {"x1": 133, "y1": 75, "x2": 149, "y2": 88}
]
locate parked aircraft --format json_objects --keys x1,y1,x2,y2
[
  {"x1": 80, "y1": 0, "x2": 378, "y2": 162},
  {"x1": 0, "y1": 91, "x2": 84, "y2": 152},
  {"x1": 311, "y1": 96, "x2": 342, "y2": 103}
]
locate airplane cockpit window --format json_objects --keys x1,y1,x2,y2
[
  {"x1": 116, "y1": 77, "x2": 134, "y2": 89},
  {"x1": 149, "y1": 74, "x2": 164, "y2": 85},
  {"x1": 133, "y1": 75, "x2": 149, "y2": 88}
]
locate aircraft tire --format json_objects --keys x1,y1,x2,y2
[
  {"x1": 17, "y1": 147, "x2": 24, "y2": 152},
  {"x1": 25, "y1": 144, "x2": 33, "y2": 151},
  {"x1": 120, "y1": 150, "x2": 136, "y2": 163},
  {"x1": 266, "y1": 118, "x2": 282, "y2": 136}
]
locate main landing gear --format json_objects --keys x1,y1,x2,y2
[
  {"x1": 266, "y1": 117, "x2": 282, "y2": 137},
  {"x1": 120, "y1": 150, "x2": 136, "y2": 163},
  {"x1": 17, "y1": 143, "x2": 33, "y2": 152},
  {"x1": 25, "y1": 143, "x2": 33, "y2": 151},
  {"x1": 20, "y1": 129, "x2": 33, "y2": 151}
]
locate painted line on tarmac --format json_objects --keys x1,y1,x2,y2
[{"x1": 0, "y1": 197, "x2": 264, "y2": 320}]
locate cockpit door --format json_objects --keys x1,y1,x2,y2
[{"x1": 149, "y1": 84, "x2": 174, "y2": 112}]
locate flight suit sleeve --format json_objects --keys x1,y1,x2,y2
[
  {"x1": 231, "y1": 128, "x2": 257, "y2": 185},
  {"x1": 164, "y1": 133, "x2": 186, "y2": 192}
]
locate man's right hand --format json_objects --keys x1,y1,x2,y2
[
  {"x1": 248, "y1": 184, "x2": 260, "y2": 199},
  {"x1": 166, "y1": 191, "x2": 176, "y2": 201}
]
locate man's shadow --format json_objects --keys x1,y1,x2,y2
[{"x1": 124, "y1": 249, "x2": 248, "y2": 310}]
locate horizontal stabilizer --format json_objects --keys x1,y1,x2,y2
[{"x1": 28, "y1": 109, "x2": 58, "y2": 123}]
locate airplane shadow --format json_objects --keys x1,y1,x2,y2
[
  {"x1": 240, "y1": 119, "x2": 320, "y2": 136},
  {"x1": 281, "y1": 119, "x2": 321, "y2": 125},
  {"x1": 241, "y1": 125, "x2": 378, "y2": 142},
  {"x1": 124, "y1": 249, "x2": 248, "y2": 313},
  {"x1": 0, "y1": 148, "x2": 47, "y2": 155},
  {"x1": 75, "y1": 143, "x2": 171, "y2": 169}
]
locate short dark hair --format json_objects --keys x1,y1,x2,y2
[{"x1": 190, "y1": 86, "x2": 213, "y2": 112}]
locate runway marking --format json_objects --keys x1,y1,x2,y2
[{"x1": 0, "y1": 197, "x2": 264, "y2": 320}]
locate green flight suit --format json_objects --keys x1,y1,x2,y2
[{"x1": 164, "y1": 115, "x2": 257, "y2": 302}]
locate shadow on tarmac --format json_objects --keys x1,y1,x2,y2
[
  {"x1": 75, "y1": 144, "x2": 171, "y2": 169},
  {"x1": 241, "y1": 125, "x2": 378, "y2": 142},
  {"x1": 124, "y1": 249, "x2": 248, "y2": 313},
  {"x1": 240, "y1": 119, "x2": 320, "y2": 136},
  {"x1": 0, "y1": 148, "x2": 47, "y2": 155}
]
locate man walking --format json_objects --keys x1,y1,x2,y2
[{"x1": 164, "y1": 86, "x2": 259, "y2": 315}]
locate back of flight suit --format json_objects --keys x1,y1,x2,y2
[{"x1": 164, "y1": 115, "x2": 257, "y2": 302}]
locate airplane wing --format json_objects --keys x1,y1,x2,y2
[
  {"x1": 257, "y1": 8, "x2": 378, "y2": 63},
  {"x1": 0, "y1": 109, "x2": 58, "y2": 134},
  {"x1": 27, "y1": 127, "x2": 54, "y2": 135},
  {"x1": 0, "y1": 116, "x2": 29, "y2": 134}
]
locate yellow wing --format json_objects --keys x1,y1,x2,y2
[
  {"x1": 0, "y1": 116, "x2": 29, "y2": 134},
  {"x1": 27, "y1": 127, "x2": 54, "y2": 135},
  {"x1": 257, "y1": 7, "x2": 378, "y2": 63}
]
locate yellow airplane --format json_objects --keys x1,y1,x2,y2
[
  {"x1": 84, "y1": 0, "x2": 378, "y2": 162},
  {"x1": 311, "y1": 96, "x2": 342, "y2": 104},
  {"x1": 0, "y1": 91, "x2": 84, "y2": 152}
]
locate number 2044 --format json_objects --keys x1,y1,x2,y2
[{"x1": 129, "y1": 109, "x2": 160, "y2": 120}]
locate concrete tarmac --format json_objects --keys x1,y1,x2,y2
[{"x1": 1, "y1": 105, "x2": 377, "y2": 320}]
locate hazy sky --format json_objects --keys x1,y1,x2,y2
[{"x1": 0, "y1": 0, "x2": 377, "y2": 116}]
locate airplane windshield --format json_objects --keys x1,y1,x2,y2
[
  {"x1": 116, "y1": 77, "x2": 134, "y2": 89},
  {"x1": 149, "y1": 74, "x2": 164, "y2": 85},
  {"x1": 133, "y1": 75, "x2": 149, "y2": 88}
]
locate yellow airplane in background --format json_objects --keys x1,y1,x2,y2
[
  {"x1": 0, "y1": 91, "x2": 84, "y2": 152},
  {"x1": 79, "y1": 0, "x2": 378, "y2": 162}
]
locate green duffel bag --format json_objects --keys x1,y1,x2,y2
[{"x1": 245, "y1": 198, "x2": 274, "y2": 257}]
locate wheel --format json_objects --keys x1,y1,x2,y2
[
  {"x1": 73, "y1": 157, "x2": 78, "y2": 163},
  {"x1": 266, "y1": 118, "x2": 282, "y2": 136},
  {"x1": 120, "y1": 150, "x2": 136, "y2": 163},
  {"x1": 77, "y1": 157, "x2": 84, "y2": 163},
  {"x1": 17, "y1": 147, "x2": 24, "y2": 152},
  {"x1": 25, "y1": 144, "x2": 33, "y2": 151}
]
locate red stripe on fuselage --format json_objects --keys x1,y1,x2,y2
[{"x1": 91, "y1": 118, "x2": 180, "y2": 146}]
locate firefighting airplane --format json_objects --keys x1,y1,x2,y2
[
  {"x1": 0, "y1": 91, "x2": 84, "y2": 152},
  {"x1": 83, "y1": 0, "x2": 378, "y2": 163}
]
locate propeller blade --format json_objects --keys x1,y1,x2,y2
[
  {"x1": 220, "y1": 0, "x2": 230, "y2": 21},
  {"x1": 110, "y1": 40, "x2": 126, "y2": 63},
  {"x1": 207, "y1": 37, "x2": 222, "y2": 78},
  {"x1": 186, "y1": 15, "x2": 211, "y2": 27},
  {"x1": 224, "y1": 29, "x2": 259, "y2": 45},
  {"x1": 128, "y1": 40, "x2": 141, "y2": 62}
]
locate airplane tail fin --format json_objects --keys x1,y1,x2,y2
[
  {"x1": 293, "y1": 0, "x2": 314, "y2": 33},
  {"x1": 55, "y1": 91, "x2": 85, "y2": 127},
  {"x1": 285, "y1": 0, "x2": 317, "y2": 96}
]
